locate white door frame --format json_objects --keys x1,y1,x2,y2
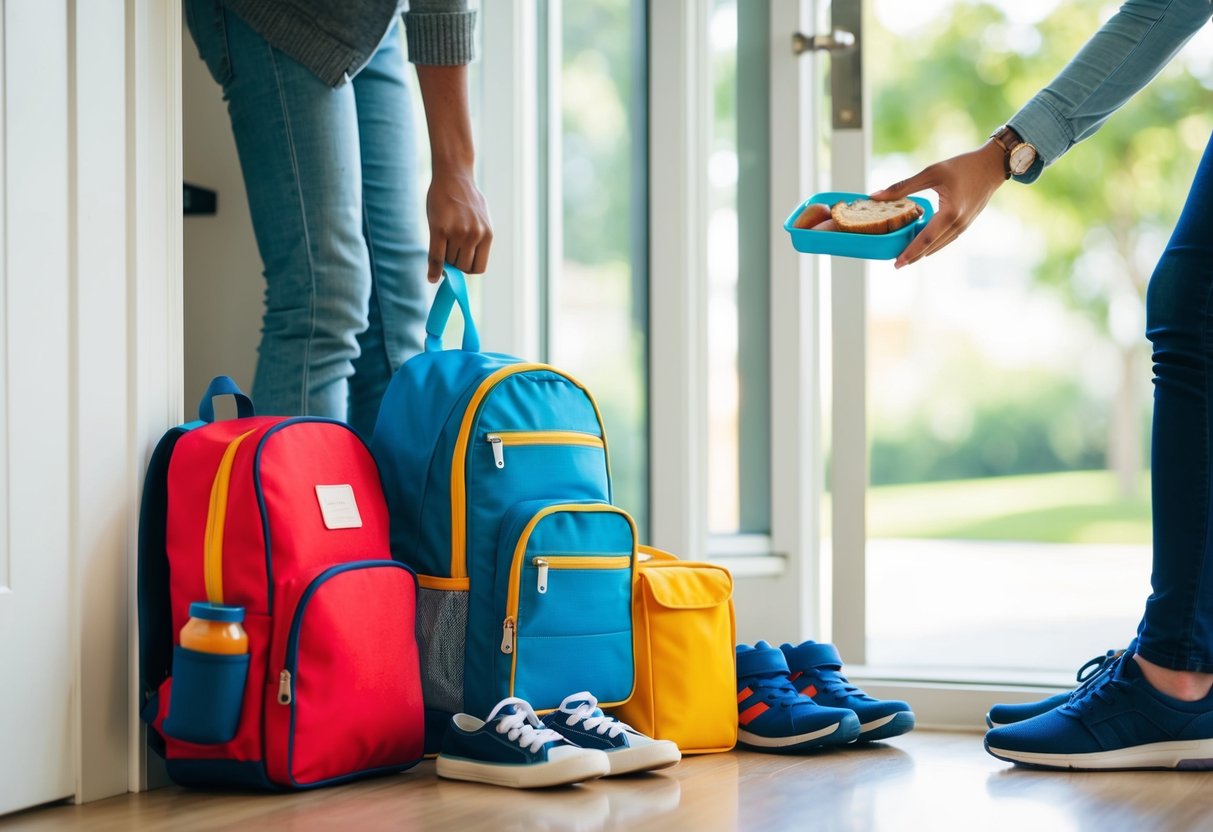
[
  {"x1": 648, "y1": 0, "x2": 823, "y2": 644},
  {"x1": 73, "y1": 0, "x2": 182, "y2": 803},
  {"x1": 122, "y1": 0, "x2": 184, "y2": 796}
]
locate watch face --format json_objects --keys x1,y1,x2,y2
[{"x1": 1009, "y1": 143, "x2": 1036, "y2": 175}]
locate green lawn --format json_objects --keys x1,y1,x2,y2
[{"x1": 847, "y1": 470, "x2": 1152, "y2": 544}]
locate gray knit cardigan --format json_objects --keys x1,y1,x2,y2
[{"x1": 223, "y1": 0, "x2": 476, "y2": 87}]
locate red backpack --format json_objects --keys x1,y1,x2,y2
[{"x1": 138, "y1": 377, "x2": 424, "y2": 789}]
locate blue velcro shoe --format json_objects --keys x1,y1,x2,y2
[
  {"x1": 985, "y1": 645, "x2": 1128, "y2": 728},
  {"x1": 985, "y1": 651, "x2": 1213, "y2": 770},
  {"x1": 780, "y1": 640, "x2": 915, "y2": 742},
  {"x1": 437, "y1": 697, "x2": 611, "y2": 788},
  {"x1": 541, "y1": 691, "x2": 681, "y2": 775},
  {"x1": 736, "y1": 641, "x2": 860, "y2": 752}
]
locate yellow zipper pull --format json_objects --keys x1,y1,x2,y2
[
  {"x1": 500, "y1": 618, "x2": 515, "y2": 654},
  {"x1": 277, "y1": 669, "x2": 292, "y2": 705},
  {"x1": 534, "y1": 558, "x2": 549, "y2": 594},
  {"x1": 487, "y1": 434, "x2": 505, "y2": 469}
]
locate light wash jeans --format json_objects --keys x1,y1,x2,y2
[{"x1": 185, "y1": 1, "x2": 429, "y2": 439}]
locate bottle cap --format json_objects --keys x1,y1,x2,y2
[{"x1": 188, "y1": 602, "x2": 245, "y2": 623}]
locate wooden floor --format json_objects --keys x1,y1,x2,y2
[{"x1": 7, "y1": 730, "x2": 1213, "y2": 831}]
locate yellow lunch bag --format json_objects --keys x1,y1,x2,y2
[{"x1": 613, "y1": 546, "x2": 737, "y2": 754}]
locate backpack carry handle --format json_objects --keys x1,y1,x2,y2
[
  {"x1": 425, "y1": 266, "x2": 481, "y2": 354},
  {"x1": 198, "y1": 375, "x2": 256, "y2": 423}
]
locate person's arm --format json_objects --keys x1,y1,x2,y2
[
  {"x1": 873, "y1": 0, "x2": 1211, "y2": 268},
  {"x1": 404, "y1": 0, "x2": 492, "y2": 281},
  {"x1": 416, "y1": 64, "x2": 493, "y2": 281}
]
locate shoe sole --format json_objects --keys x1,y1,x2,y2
[
  {"x1": 737, "y1": 714, "x2": 860, "y2": 753},
  {"x1": 985, "y1": 737, "x2": 1213, "y2": 771},
  {"x1": 604, "y1": 740, "x2": 682, "y2": 776},
  {"x1": 436, "y1": 750, "x2": 611, "y2": 787},
  {"x1": 857, "y1": 711, "x2": 915, "y2": 742}
]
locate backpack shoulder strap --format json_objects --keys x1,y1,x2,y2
[{"x1": 137, "y1": 423, "x2": 200, "y2": 721}]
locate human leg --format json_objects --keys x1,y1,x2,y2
[
  {"x1": 347, "y1": 24, "x2": 430, "y2": 438},
  {"x1": 186, "y1": 0, "x2": 374, "y2": 419},
  {"x1": 1137, "y1": 130, "x2": 1213, "y2": 685},
  {"x1": 984, "y1": 134, "x2": 1213, "y2": 768}
]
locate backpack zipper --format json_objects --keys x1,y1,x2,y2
[
  {"x1": 533, "y1": 555, "x2": 631, "y2": 594},
  {"x1": 449, "y1": 364, "x2": 611, "y2": 580},
  {"x1": 485, "y1": 430, "x2": 604, "y2": 470},
  {"x1": 500, "y1": 504, "x2": 635, "y2": 657}
]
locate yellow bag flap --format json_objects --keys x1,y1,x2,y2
[{"x1": 640, "y1": 562, "x2": 732, "y2": 609}]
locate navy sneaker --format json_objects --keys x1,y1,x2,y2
[
  {"x1": 985, "y1": 651, "x2": 1213, "y2": 770},
  {"x1": 780, "y1": 641, "x2": 915, "y2": 742},
  {"x1": 736, "y1": 641, "x2": 860, "y2": 752},
  {"x1": 985, "y1": 646, "x2": 1128, "y2": 728},
  {"x1": 437, "y1": 697, "x2": 611, "y2": 787},
  {"x1": 541, "y1": 691, "x2": 681, "y2": 775}
]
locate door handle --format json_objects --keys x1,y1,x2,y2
[
  {"x1": 791, "y1": 30, "x2": 856, "y2": 55},
  {"x1": 794, "y1": 2, "x2": 863, "y2": 130}
]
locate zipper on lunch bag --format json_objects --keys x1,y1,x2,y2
[
  {"x1": 484, "y1": 430, "x2": 605, "y2": 470},
  {"x1": 532, "y1": 555, "x2": 631, "y2": 594}
]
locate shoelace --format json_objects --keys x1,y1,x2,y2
[
  {"x1": 1076, "y1": 648, "x2": 1124, "y2": 684},
  {"x1": 485, "y1": 697, "x2": 565, "y2": 753},
  {"x1": 557, "y1": 691, "x2": 630, "y2": 738},
  {"x1": 1065, "y1": 649, "x2": 1127, "y2": 705},
  {"x1": 1065, "y1": 653, "x2": 1127, "y2": 713},
  {"x1": 808, "y1": 667, "x2": 867, "y2": 699}
]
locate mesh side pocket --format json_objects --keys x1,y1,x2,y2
[{"x1": 415, "y1": 587, "x2": 467, "y2": 715}]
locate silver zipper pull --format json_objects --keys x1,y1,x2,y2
[
  {"x1": 277, "y1": 670, "x2": 292, "y2": 705},
  {"x1": 534, "y1": 558, "x2": 549, "y2": 594},
  {"x1": 487, "y1": 434, "x2": 505, "y2": 469},
  {"x1": 500, "y1": 618, "x2": 515, "y2": 653}
]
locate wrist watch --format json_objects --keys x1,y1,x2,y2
[{"x1": 989, "y1": 125, "x2": 1037, "y2": 179}]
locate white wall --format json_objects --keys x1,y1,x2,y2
[{"x1": 181, "y1": 21, "x2": 262, "y2": 409}]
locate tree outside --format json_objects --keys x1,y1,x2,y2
[{"x1": 868, "y1": 0, "x2": 1213, "y2": 503}]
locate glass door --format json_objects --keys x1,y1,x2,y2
[{"x1": 827, "y1": 0, "x2": 1213, "y2": 690}]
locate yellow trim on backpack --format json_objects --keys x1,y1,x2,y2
[
  {"x1": 536, "y1": 556, "x2": 631, "y2": 570},
  {"x1": 203, "y1": 428, "x2": 259, "y2": 603},
  {"x1": 417, "y1": 574, "x2": 471, "y2": 591},
  {"x1": 448, "y1": 364, "x2": 612, "y2": 579},
  {"x1": 487, "y1": 430, "x2": 605, "y2": 448}
]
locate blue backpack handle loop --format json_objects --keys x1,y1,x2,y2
[
  {"x1": 197, "y1": 375, "x2": 256, "y2": 423},
  {"x1": 425, "y1": 266, "x2": 481, "y2": 353}
]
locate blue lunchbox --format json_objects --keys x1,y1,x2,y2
[{"x1": 784, "y1": 191, "x2": 934, "y2": 261}]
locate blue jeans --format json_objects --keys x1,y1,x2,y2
[
  {"x1": 1141, "y1": 132, "x2": 1213, "y2": 672},
  {"x1": 185, "y1": 1, "x2": 428, "y2": 438}
]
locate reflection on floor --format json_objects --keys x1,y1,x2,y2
[{"x1": 7, "y1": 730, "x2": 1213, "y2": 832}]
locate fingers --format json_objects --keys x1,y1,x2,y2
[
  {"x1": 427, "y1": 236, "x2": 447, "y2": 283},
  {"x1": 894, "y1": 213, "x2": 967, "y2": 269},
  {"x1": 870, "y1": 165, "x2": 937, "y2": 201},
  {"x1": 470, "y1": 232, "x2": 492, "y2": 274},
  {"x1": 892, "y1": 212, "x2": 946, "y2": 268},
  {"x1": 427, "y1": 229, "x2": 494, "y2": 281}
]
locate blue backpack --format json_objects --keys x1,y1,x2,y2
[{"x1": 371, "y1": 268, "x2": 636, "y2": 733}]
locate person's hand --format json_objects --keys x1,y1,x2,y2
[
  {"x1": 426, "y1": 167, "x2": 493, "y2": 282},
  {"x1": 870, "y1": 140, "x2": 1007, "y2": 269}
]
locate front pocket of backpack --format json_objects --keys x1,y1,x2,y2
[
  {"x1": 265, "y1": 560, "x2": 423, "y2": 788},
  {"x1": 496, "y1": 502, "x2": 636, "y2": 711}
]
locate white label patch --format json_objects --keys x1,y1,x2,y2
[{"x1": 315, "y1": 484, "x2": 363, "y2": 530}]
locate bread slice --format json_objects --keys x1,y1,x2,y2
[{"x1": 831, "y1": 198, "x2": 923, "y2": 235}]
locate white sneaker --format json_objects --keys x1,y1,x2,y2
[
  {"x1": 541, "y1": 692, "x2": 682, "y2": 775},
  {"x1": 436, "y1": 697, "x2": 611, "y2": 788}
]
